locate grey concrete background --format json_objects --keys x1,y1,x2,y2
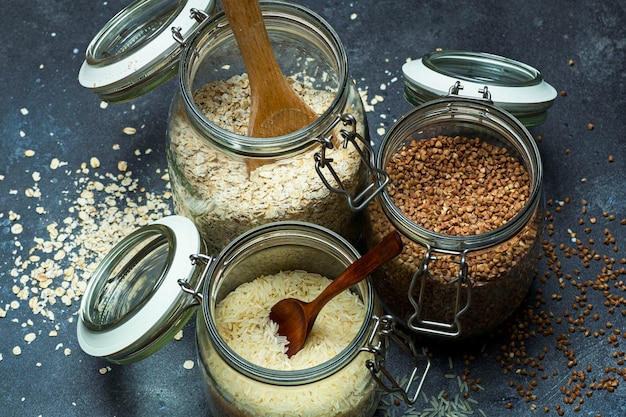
[{"x1": 1, "y1": 0, "x2": 625, "y2": 416}]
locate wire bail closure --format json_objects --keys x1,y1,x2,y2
[
  {"x1": 178, "y1": 253, "x2": 214, "y2": 303},
  {"x1": 314, "y1": 114, "x2": 390, "y2": 211},
  {"x1": 362, "y1": 315, "x2": 431, "y2": 405},
  {"x1": 407, "y1": 247, "x2": 472, "y2": 337}
]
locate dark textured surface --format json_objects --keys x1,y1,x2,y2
[{"x1": 1, "y1": 1, "x2": 625, "y2": 416}]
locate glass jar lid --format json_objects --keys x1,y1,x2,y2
[
  {"x1": 78, "y1": 0, "x2": 216, "y2": 103},
  {"x1": 77, "y1": 216, "x2": 202, "y2": 364},
  {"x1": 402, "y1": 50, "x2": 557, "y2": 126}
]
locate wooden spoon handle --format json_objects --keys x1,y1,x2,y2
[
  {"x1": 308, "y1": 231, "x2": 403, "y2": 314},
  {"x1": 221, "y1": 0, "x2": 317, "y2": 175},
  {"x1": 220, "y1": 0, "x2": 284, "y2": 99}
]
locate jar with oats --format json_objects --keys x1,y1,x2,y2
[
  {"x1": 165, "y1": 1, "x2": 383, "y2": 254},
  {"x1": 78, "y1": 0, "x2": 382, "y2": 255},
  {"x1": 77, "y1": 218, "x2": 430, "y2": 416},
  {"x1": 365, "y1": 51, "x2": 557, "y2": 338}
]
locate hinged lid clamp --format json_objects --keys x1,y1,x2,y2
[
  {"x1": 448, "y1": 81, "x2": 492, "y2": 102},
  {"x1": 479, "y1": 85, "x2": 492, "y2": 100},
  {"x1": 178, "y1": 253, "x2": 214, "y2": 303},
  {"x1": 190, "y1": 7, "x2": 210, "y2": 23},
  {"x1": 362, "y1": 315, "x2": 431, "y2": 405},
  {"x1": 172, "y1": 26, "x2": 186, "y2": 47},
  {"x1": 172, "y1": 8, "x2": 210, "y2": 47},
  {"x1": 448, "y1": 81, "x2": 463, "y2": 95},
  {"x1": 407, "y1": 247, "x2": 472, "y2": 338},
  {"x1": 314, "y1": 114, "x2": 390, "y2": 211}
]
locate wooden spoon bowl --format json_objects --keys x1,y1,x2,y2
[
  {"x1": 220, "y1": 0, "x2": 318, "y2": 174},
  {"x1": 269, "y1": 231, "x2": 404, "y2": 357}
]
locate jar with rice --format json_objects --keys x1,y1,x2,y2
[{"x1": 76, "y1": 218, "x2": 430, "y2": 416}]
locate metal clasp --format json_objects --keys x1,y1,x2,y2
[
  {"x1": 171, "y1": 8, "x2": 211, "y2": 47},
  {"x1": 189, "y1": 8, "x2": 209, "y2": 23},
  {"x1": 177, "y1": 253, "x2": 214, "y2": 303},
  {"x1": 448, "y1": 81, "x2": 464, "y2": 95},
  {"x1": 314, "y1": 114, "x2": 390, "y2": 211},
  {"x1": 449, "y1": 81, "x2": 493, "y2": 101},
  {"x1": 171, "y1": 26, "x2": 186, "y2": 47},
  {"x1": 407, "y1": 247, "x2": 471, "y2": 337},
  {"x1": 361, "y1": 315, "x2": 430, "y2": 405}
]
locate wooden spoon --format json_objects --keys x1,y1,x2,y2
[
  {"x1": 220, "y1": 0, "x2": 318, "y2": 174},
  {"x1": 269, "y1": 230, "x2": 404, "y2": 357}
]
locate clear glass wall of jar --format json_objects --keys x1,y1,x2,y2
[
  {"x1": 77, "y1": 218, "x2": 430, "y2": 410},
  {"x1": 365, "y1": 97, "x2": 544, "y2": 338},
  {"x1": 196, "y1": 222, "x2": 382, "y2": 417},
  {"x1": 166, "y1": 1, "x2": 371, "y2": 254}
]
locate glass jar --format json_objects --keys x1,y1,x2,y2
[
  {"x1": 366, "y1": 95, "x2": 545, "y2": 338},
  {"x1": 196, "y1": 222, "x2": 399, "y2": 417},
  {"x1": 166, "y1": 1, "x2": 382, "y2": 254},
  {"x1": 78, "y1": 0, "x2": 383, "y2": 256},
  {"x1": 77, "y1": 218, "x2": 430, "y2": 415}
]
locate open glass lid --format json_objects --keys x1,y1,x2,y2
[
  {"x1": 77, "y1": 216, "x2": 203, "y2": 364},
  {"x1": 78, "y1": 0, "x2": 216, "y2": 103},
  {"x1": 402, "y1": 50, "x2": 557, "y2": 126}
]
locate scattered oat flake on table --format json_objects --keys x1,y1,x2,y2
[
  {"x1": 90, "y1": 157, "x2": 100, "y2": 169},
  {"x1": 11, "y1": 223, "x2": 23, "y2": 234},
  {"x1": 118, "y1": 160, "x2": 128, "y2": 171},
  {"x1": 24, "y1": 333, "x2": 36, "y2": 343},
  {"x1": 24, "y1": 149, "x2": 35, "y2": 157},
  {"x1": 183, "y1": 360, "x2": 195, "y2": 370},
  {"x1": 350, "y1": 13, "x2": 357, "y2": 20},
  {"x1": 13, "y1": 346, "x2": 22, "y2": 356},
  {"x1": 20, "y1": 108, "x2": 29, "y2": 115},
  {"x1": 123, "y1": 127, "x2": 137, "y2": 135},
  {"x1": 99, "y1": 101, "x2": 108, "y2": 109}
]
